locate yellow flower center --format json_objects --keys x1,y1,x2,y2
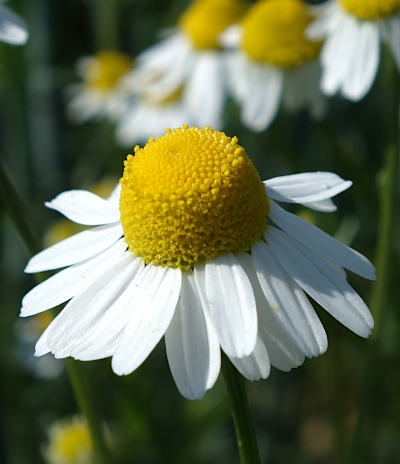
[
  {"x1": 120, "y1": 126, "x2": 269, "y2": 270},
  {"x1": 179, "y1": 0, "x2": 249, "y2": 50},
  {"x1": 85, "y1": 51, "x2": 132, "y2": 91},
  {"x1": 339, "y1": 0, "x2": 400, "y2": 19},
  {"x1": 143, "y1": 86, "x2": 184, "y2": 107},
  {"x1": 241, "y1": 0, "x2": 321, "y2": 68},
  {"x1": 53, "y1": 419, "x2": 92, "y2": 461}
]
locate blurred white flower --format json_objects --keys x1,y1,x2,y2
[
  {"x1": 116, "y1": 86, "x2": 195, "y2": 146},
  {"x1": 128, "y1": 0, "x2": 249, "y2": 129},
  {"x1": 308, "y1": 0, "x2": 400, "y2": 101},
  {"x1": 221, "y1": 0, "x2": 325, "y2": 132},
  {"x1": 67, "y1": 51, "x2": 133, "y2": 123},
  {"x1": 0, "y1": 2, "x2": 28, "y2": 45},
  {"x1": 44, "y1": 416, "x2": 93, "y2": 464},
  {"x1": 22, "y1": 127, "x2": 374, "y2": 400}
]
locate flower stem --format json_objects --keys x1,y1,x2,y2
[
  {"x1": 369, "y1": 144, "x2": 398, "y2": 337},
  {"x1": 222, "y1": 355, "x2": 261, "y2": 464},
  {"x1": 93, "y1": 0, "x2": 119, "y2": 50},
  {"x1": 0, "y1": 162, "x2": 111, "y2": 464},
  {"x1": 65, "y1": 359, "x2": 111, "y2": 464}
]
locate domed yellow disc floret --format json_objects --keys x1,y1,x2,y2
[
  {"x1": 241, "y1": 0, "x2": 321, "y2": 68},
  {"x1": 339, "y1": 0, "x2": 400, "y2": 19},
  {"x1": 179, "y1": 0, "x2": 249, "y2": 50},
  {"x1": 120, "y1": 126, "x2": 269, "y2": 270},
  {"x1": 85, "y1": 51, "x2": 133, "y2": 91}
]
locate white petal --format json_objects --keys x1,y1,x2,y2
[
  {"x1": 320, "y1": 15, "x2": 359, "y2": 96},
  {"x1": 107, "y1": 183, "x2": 121, "y2": 205},
  {"x1": 341, "y1": 22, "x2": 380, "y2": 101},
  {"x1": 21, "y1": 238, "x2": 127, "y2": 317},
  {"x1": 252, "y1": 240, "x2": 327, "y2": 357},
  {"x1": 112, "y1": 266, "x2": 182, "y2": 375},
  {"x1": 46, "y1": 253, "x2": 142, "y2": 358},
  {"x1": 195, "y1": 253, "x2": 257, "y2": 358},
  {"x1": 240, "y1": 63, "x2": 283, "y2": 132},
  {"x1": 384, "y1": 15, "x2": 400, "y2": 70},
  {"x1": 303, "y1": 199, "x2": 337, "y2": 212},
  {"x1": 268, "y1": 201, "x2": 376, "y2": 280},
  {"x1": 219, "y1": 24, "x2": 242, "y2": 47},
  {"x1": 35, "y1": 324, "x2": 52, "y2": 356},
  {"x1": 264, "y1": 171, "x2": 352, "y2": 204},
  {"x1": 229, "y1": 336, "x2": 270, "y2": 381},
  {"x1": 25, "y1": 223, "x2": 123, "y2": 273},
  {"x1": 237, "y1": 252, "x2": 305, "y2": 371},
  {"x1": 165, "y1": 273, "x2": 220, "y2": 400},
  {"x1": 45, "y1": 190, "x2": 120, "y2": 225},
  {"x1": 0, "y1": 5, "x2": 28, "y2": 45},
  {"x1": 266, "y1": 228, "x2": 374, "y2": 337},
  {"x1": 185, "y1": 52, "x2": 224, "y2": 129},
  {"x1": 71, "y1": 260, "x2": 147, "y2": 361}
]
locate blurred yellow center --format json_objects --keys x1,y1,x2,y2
[
  {"x1": 54, "y1": 421, "x2": 91, "y2": 460},
  {"x1": 120, "y1": 126, "x2": 269, "y2": 270},
  {"x1": 143, "y1": 86, "x2": 184, "y2": 107},
  {"x1": 241, "y1": 0, "x2": 320, "y2": 68},
  {"x1": 179, "y1": 0, "x2": 249, "y2": 50},
  {"x1": 339, "y1": 0, "x2": 400, "y2": 19},
  {"x1": 86, "y1": 51, "x2": 132, "y2": 91}
]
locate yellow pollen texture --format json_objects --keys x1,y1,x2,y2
[
  {"x1": 120, "y1": 126, "x2": 269, "y2": 270},
  {"x1": 339, "y1": 0, "x2": 400, "y2": 19},
  {"x1": 85, "y1": 51, "x2": 133, "y2": 91},
  {"x1": 179, "y1": 0, "x2": 249, "y2": 50},
  {"x1": 241, "y1": 0, "x2": 321, "y2": 68}
]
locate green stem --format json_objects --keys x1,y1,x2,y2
[
  {"x1": 66, "y1": 359, "x2": 111, "y2": 464},
  {"x1": 0, "y1": 162, "x2": 111, "y2": 464},
  {"x1": 0, "y1": 163, "x2": 40, "y2": 255},
  {"x1": 92, "y1": 0, "x2": 119, "y2": 50},
  {"x1": 222, "y1": 355, "x2": 261, "y2": 464},
  {"x1": 369, "y1": 145, "x2": 398, "y2": 338}
]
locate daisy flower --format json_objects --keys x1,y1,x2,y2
[
  {"x1": 44, "y1": 416, "x2": 93, "y2": 464},
  {"x1": 130, "y1": 0, "x2": 249, "y2": 129},
  {"x1": 67, "y1": 51, "x2": 133, "y2": 123},
  {"x1": 21, "y1": 126, "x2": 375, "y2": 400},
  {"x1": 0, "y1": 2, "x2": 28, "y2": 45},
  {"x1": 308, "y1": 0, "x2": 400, "y2": 101},
  {"x1": 115, "y1": 86, "x2": 195, "y2": 146},
  {"x1": 221, "y1": 0, "x2": 326, "y2": 132}
]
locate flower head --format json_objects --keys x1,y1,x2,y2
[
  {"x1": 222, "y1": 0, "x2": 324, "y2": 131},
  {"x1": 22, "y1": 127, "x2": 374, "y2": 400},
  {"x1": 44, "y1": 416, "x2": 93, "y2": 464},
  {"x1": 67, "y1": 51, "x2": 133, "y2": 123},
  {"x1": 308, "y1": 0, "x2": 400, "y2": 100},
  {"x1": 128, "y1": 0, "x2": 249, "y2": 129}
]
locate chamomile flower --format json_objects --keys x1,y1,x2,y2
[
  {"x1": 116, "y1": 86, "x2": 195, "y2": 146},
  {"x1": 67, "y1": 51, "x2": 133, "y2": 123},
  {"x1": 130, "y1": 0, "x2": 249, "y2": 129},
  {"x1": 44, "y1": 416, "x2": 93, "y2": 464},
  {"x1": 308, "y1": 0, "x2": 400, "y2": 101},
  {"x1": 0, "y1": 2, "x2": 28, "y2": 45},
  {"x1": 222, "y1": 0, "x2": 326, "y2": 132},
  {"x1": 21, "y1": 126, "x2": 375, "y2": 400}
]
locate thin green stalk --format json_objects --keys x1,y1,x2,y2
[
  {"x1": 369, "y1": 145, "x2": 398, "y2": 337},
  {"x1": 66, "y1": 359, "x2": 111, "y2": 464},
  {"x1": 344, "y1": 61, "x2": 399, "y2": 463},
  {"x1": 0, "y1": 162, "x2": 40, "y2": 255},
  {"x1": 92, "y1": 0, "x2": 119, "y2": 50},
  {"x1": 222, "y1": 355, "x2": 261, "y2": 464},
  {"x1": 0, "y1": 162, "x2": 111, "y2": 464}
]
